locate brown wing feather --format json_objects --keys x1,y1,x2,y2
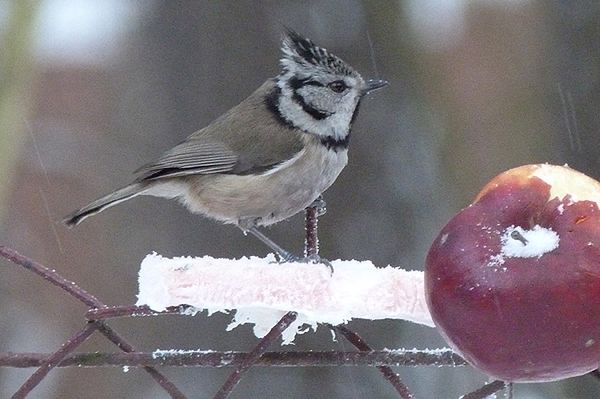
[{"x1": 134, "y1": 141, "x2": 238, "y2": 180}]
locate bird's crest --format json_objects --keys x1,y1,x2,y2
[{"x1": 280, "y1": 29, "x2": 357, "y2": 78}]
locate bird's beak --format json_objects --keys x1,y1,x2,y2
[{"x1": 362, "y1": 79, "x2": 389, "y2": 95}]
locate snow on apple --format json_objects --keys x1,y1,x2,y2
[{"x1": 488, "y1": 225, "x2": 560, "y2": 267}]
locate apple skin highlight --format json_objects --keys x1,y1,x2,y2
[{"x1": 425, "y1": 164, "x2": 600, "y2": 382}]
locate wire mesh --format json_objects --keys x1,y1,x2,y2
[{"x1": 2, "y1": 205, "x2": 592, "y2": 398}]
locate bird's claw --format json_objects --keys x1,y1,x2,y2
[
  {"x1": 275, "y1": 252, "x2": 333, "y2": 275},
  {"x1": 305, "y1": 254, "x2": 334, "y2": 274}
]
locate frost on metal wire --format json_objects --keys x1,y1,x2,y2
[{"x1": 137, "y1": 253, "x2": 434, "y2": 344}]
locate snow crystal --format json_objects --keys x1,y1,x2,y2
[
  {"x1": 179, "y1": 306, "x2": 201, "y2": 316},
  {"x1": 137, "y1": 253, "x2": 434, "y2": 344},
  {"x1": 152, "y1": 348, "x2": 215, "y2": 359},
  {"x1": 383, "y1": 347, "x2": 452, "y2": 355},
  {"x1": 488, "y1": 225, "x2": 560, "y2": 267}
]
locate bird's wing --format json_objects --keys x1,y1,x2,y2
[
  {"x1": 136, "y1": 131, "x2": 304, "y2": 181},
  {"x1": 135, "y1": 134, "x2": 304, "y2": 180},
  {"x1": 135, "y1": 79, "x2": 306, "y2": 181},
  {"x1": 134, "y1": 140, "x2": 239, "y2": 180}
]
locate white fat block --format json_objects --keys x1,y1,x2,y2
[{"x1": 137, "y1": 253, "x2": 434, "y2": 344}]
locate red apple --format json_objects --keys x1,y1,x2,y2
[{"x1": 425, "y1": 164, "x2": 600, "y2": 382}]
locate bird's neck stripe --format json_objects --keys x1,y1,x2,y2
[
  {"x1": 287, "y1": 76, "x2": 332, "y2": 121},
  {"x1": 291, "y1": 91, "x2": 331, "y2": 120},
  {"x1": 264, "y1": 84, "x2": 349, "y2": 152},
  {"x1": 264, "y1": 85, "x2": 296, "y2": 130},
  {"x1": 320, "y1": 133, "x2": 350, "y2": 152}
]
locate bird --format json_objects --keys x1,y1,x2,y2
[{"x1": 63, "y1": 30, "x2": 388, "y2": 262}]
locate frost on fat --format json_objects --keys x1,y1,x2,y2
[{"x1": 136, "y1": 253, "x2": 434, "y2": 344}]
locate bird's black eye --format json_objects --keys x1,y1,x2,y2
[{"x1": 328, "y1": 80, "x2": 347, "y2": 93}]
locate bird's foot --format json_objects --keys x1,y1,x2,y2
[
  {"x1": 305, "y1": 254, "x2": 334, "y2": 274},
  {"x1": 277, "y1": 252, "x2": 333, "y2": 274}
]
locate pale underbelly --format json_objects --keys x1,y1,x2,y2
[{"x1": 173, "y1": 147, "x2": 348, "y2": 226}]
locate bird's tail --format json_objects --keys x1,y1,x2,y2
[{"x1": 63, "y1": 183, "x2": 147, "y2": 227}]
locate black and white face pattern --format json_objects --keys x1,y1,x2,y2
[{"x1": 273, "y1": 31, "x2": 367, "y2": 147}]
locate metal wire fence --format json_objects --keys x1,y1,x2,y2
[{"x1": 2, "y1": 206, "x2": 596, "y2": 398}]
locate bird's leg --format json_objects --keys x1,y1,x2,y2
[
  {"x1": 239, "y1": 214, "x2": 332, "y2": 272},
  {"x1": 244, "y1": 226, "x2": 298, "y2": 262},
  {"x1": 304, "y1": 197, "x2": 333, "y2": 274}
]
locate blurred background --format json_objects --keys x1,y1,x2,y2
[{"x1": 0, "y1": 0, "x2": 599, "y2": 398}]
